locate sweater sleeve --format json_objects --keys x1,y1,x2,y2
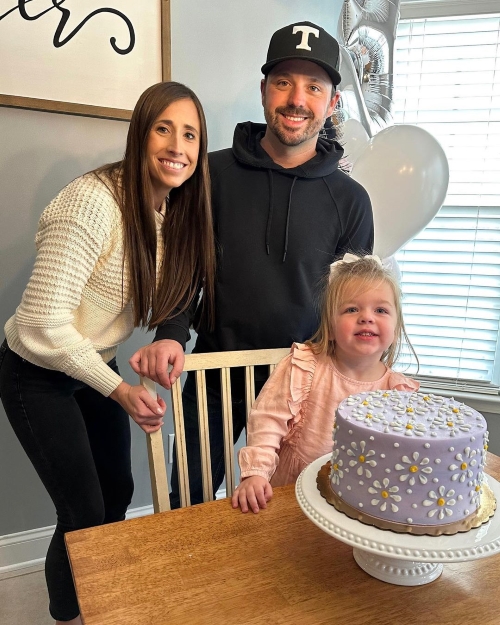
[
  {"x1": 12, "y1": 175, "x2": 124, "y2": 395},
  {"x1": 238, "y1": 343, "x2": 317, "y2": 481}
]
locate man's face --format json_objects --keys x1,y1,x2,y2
[{"x1": 261, "y1": 59, "x2": 339, "y2": 147}]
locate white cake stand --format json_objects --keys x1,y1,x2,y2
[{"x1": 296, "y1": 455, "x2": 500, "y2": 586}]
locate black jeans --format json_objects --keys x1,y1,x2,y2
[
  {"x1": 0, "y1": 342, "x2": 133, "y2": 621},
  {"x1": 169, "y1": 372, "x2": 266, "y2": 509}
]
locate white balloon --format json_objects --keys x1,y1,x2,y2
[
  {"x1": 341, "y1": 118, "x2": 370, "y2": 165},
  {"x1": 351, "y1": 124, "x2": 449, "y2": 258}
]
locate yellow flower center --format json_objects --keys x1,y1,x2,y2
[
  {"x1": 452, "y1": 408, "x2": 459, "y2": 413},
  {"x1": 362, "y1": 400, "x2": 369, "y2": 406},
  {"x1": 461, "y1": 462, "x2": 467, "y2": 470},
  {"x1": 447, "y1": 421, "x2": 454, "y2": 427},
  {"x1": 437, "y1": 498, "x2": 445, "y2": 506},
  {"x1": 406, "y1": 423, "x2": 414, "y2": 430},
  {"x1": 485, "y1": 444, "x2": 489, "y2": 450},
  {"x1": 383, "y1": 392, "x2": 389, "y2": 397},
  {"x1": 475, "y1": 485, "x2": 481, "y2": 492},
  {"x1": 406, "y1": 407, "x2": 414, "y2": 413},
  {"x1": 409, "y1": 465, "x2": 418, "y2": 473},
  {"x1": 359, "y1": 455, "x2": 366, "y2": 463},
  {"x1": 423, "y1": 396, "x2": 430, "y2": 401},
  {"x1": 381, "y1": 490, "x2": 389, "y2": 499}
]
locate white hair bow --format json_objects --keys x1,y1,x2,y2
[{"x1": 329, "y1": 253, "x2": 383, "y2": 282}]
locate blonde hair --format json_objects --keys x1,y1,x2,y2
[{"x1": 306, "y1": 256, "x2": 417, "y2": 369}]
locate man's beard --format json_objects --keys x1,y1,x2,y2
[{"x1": 264, "y1": 105, "x2": 325, "y2": 147}]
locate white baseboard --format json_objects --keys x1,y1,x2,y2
[
  {"x1": 0, "y1": 525, "x2": 51, "y2": 577},
  {"x1": 0, "y1": 491, "x2": 226, "y2": 578}
]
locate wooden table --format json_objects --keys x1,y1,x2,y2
[{"x1": 66, "y1": 453, "x2": 500, "y2": 625}]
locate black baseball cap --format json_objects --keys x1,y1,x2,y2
[{"x1": 261, "y1": 21, "x2": 341, "y2": 87}]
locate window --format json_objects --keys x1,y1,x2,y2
[{"x1": 393, "y1": 5, "x2": 500, "y2": 391}]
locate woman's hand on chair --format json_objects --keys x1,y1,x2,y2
[
  {"x1": 110, "y1": 382, "x2": 166, "y2": 433},
  {"x1": 231, "y1": 476, "x2": 273, "y2": 514}
]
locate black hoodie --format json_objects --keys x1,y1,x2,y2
[{"x1": 155, "y1": 121, "x2": 373, "y2": 358}]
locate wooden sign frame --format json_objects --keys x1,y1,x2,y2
[{"x1": 0, "y1": 0, "x2": 171, "y2": 121}]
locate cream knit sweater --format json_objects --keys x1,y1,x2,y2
[{"x1": 5, "y1": 173, "x2": 165, "y2": 397}]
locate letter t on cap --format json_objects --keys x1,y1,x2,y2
[{"x1": 292, "y1": 25, "x2": 320, "y2": 51}]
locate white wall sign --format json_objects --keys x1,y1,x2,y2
[{"x1": 0, "y1": 0, "x2": 170, "y2": 120}]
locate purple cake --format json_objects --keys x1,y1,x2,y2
[{"x1": 329, "y1": 390, "x2": 489, "y2": 534}]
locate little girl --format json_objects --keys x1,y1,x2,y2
[{"x1": 232, "y1": 253, "x2": 419, "y2": 514}]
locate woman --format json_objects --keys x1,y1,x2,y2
[{"x1": 0, "y1": 82, "x2": 215, "y2": 624}]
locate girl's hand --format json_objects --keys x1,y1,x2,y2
[
  {"x1": 231, "y1": 476, "x2": 273, "y2": 514},
  {"x1": 110, "y1": 382, "x2": 166, "y2": 433}
]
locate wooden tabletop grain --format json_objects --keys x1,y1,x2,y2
[{"x1": 66, "y1": 453, "x2": 500, "y2": 625}]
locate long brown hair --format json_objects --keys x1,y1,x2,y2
[
  {"x1": 96, "y1": 82, "x2": 215, "y2": 329},
  {"x1": 307, "y1": 256, "x2": 418, "y2": 369}
]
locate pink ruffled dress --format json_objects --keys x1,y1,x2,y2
[{"x1": 238, "y1": 343, "x2": 419, "y2": 487}]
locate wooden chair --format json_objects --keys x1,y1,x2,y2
[{"x1": 142, "y1": 347, "x2": 289, "y2": 513}]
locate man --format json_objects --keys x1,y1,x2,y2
[{"x1": 131, "y1": 21, "x2": 373, "y2": 507}]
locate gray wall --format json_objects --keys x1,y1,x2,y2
[{"x1": 0, "y1": 0, "x2": 342, "y2": 537}]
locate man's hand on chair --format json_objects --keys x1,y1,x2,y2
[{"x1": 129, "y1": 339, "x2": 185, "y2": 389}]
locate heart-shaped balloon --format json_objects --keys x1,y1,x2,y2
[
  {"x1": 351, "y1": 124, "x2": 449, "y2": 258},
  {"x1": 341, "y1": 118, "x2": 370, "y2": 165}
]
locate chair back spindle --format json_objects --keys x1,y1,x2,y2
[
  {"x1": 141, "y1": 376, "x2": 170, "y2": 512},
  {"x1": 142, "y1": 347, "x2": 289, "y2": 512}
]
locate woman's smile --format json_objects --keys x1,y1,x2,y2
[{"x1": 147, "y1": 98, "x2": 201, "y2": 208}]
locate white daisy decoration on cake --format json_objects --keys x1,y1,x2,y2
[
  {"x1": 423, "y1": 485, "x2": 457, "y2": 519},
  {"x1": 331, "y1": 450, "x2": 344, "y2": 485},
  {"x1": 346, "y1": 441, "x2": 377, "y2": 477},
  {"x1": 469, "y1": 475, "x2": 483, "y2": 507},
  {"x1": 436, "y1": 414, "x2": 472, "y2": 437},
  {"x1": 481, "y1": 434, "x2": 489, "y2": 458},
  {"x1": 354, "y1": 410, "x2": 384, "y2": 426},
  {"x1": 403, "y1": 421, "x2": 427, "y2": 437},
  {"x1": 368, "y1": 478, "x2": 401, "y2": 512},
  {"x1": 388, "y1": 418, "x2": 405, "y2": 432},
  {"x1": 345, "y1": 395, "x2": 362, "y2": 405},
  {"x1": 395, "y1": 452, "x2": 433, "y2": 485},
  {"x1": 449, "y1": 447, "x2": 477, "y2": 483}
]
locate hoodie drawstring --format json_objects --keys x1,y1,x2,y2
[
  {"x1": 282, "y1": 176, "x2": 297, "y2": 263},
  {"x1": 265, "y1": 172, "x2": 298, "y2": 262},
  {"x1": 265, "y1": 170, "x2": 274, "y2": 255}
]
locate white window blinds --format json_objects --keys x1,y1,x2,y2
[{"x1": 393, "y1": 12, "x2": 500, "y2": 388}]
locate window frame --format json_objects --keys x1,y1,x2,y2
[
  {"x1": 395, "y1": 0, "x2": 500, "y2": 408},
  {"x1": 401, "y1": 0, "x2": 500, "y2": 20}
]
